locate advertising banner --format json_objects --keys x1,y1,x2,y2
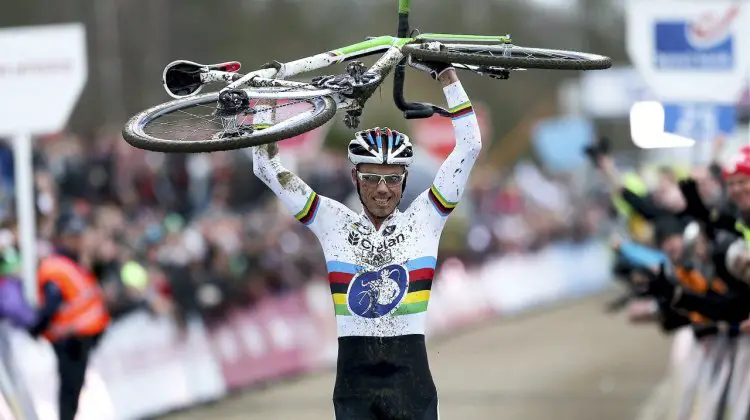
[{"x1": 626, "y1": 1, "x2": 750, "y2": 103}]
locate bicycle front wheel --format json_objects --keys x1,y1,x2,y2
[
  {"x1": 403, "y1": 43, "x2": 611, "y2": 71},
  {"x1": 123, "y1": 90, "x2": 336, "y2": 153}
]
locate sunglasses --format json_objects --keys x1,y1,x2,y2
[{"x1": 357, "y1": 171, "x2": 406, "y2": 186}]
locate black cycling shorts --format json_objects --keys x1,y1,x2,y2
[{"x1": 333, "y1": 334, "x2": 439, "y2": 420}]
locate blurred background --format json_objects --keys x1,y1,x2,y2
[{"x1": 0, "y1": 0, "x2": 746, "y2": 419}]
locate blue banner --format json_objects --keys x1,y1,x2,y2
[
  {"x1": 654, "y1": 20, "x2": 734, "y2": 70},
  {"x1": 662, "y1": 103, "x2": 736, "y2": 142}
]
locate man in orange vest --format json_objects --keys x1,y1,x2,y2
[{"x1": 27, "y1": 212, "x2": 111, "y2": 420}]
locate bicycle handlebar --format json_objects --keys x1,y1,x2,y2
[
  {"x1": 392, "y1": 7, "x2": 451, "y2": 119},
  {"x1": 404, "y1": 107, "x2": 436, "y2": 119},
  {"x1": 403, "y1": 102, "x2": 452, "y2": 119}
]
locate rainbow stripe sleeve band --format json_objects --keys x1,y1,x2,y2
[
  {"x1": 427, "y1": 184, "x2": 458, "y2": 216},
  {"x1": 294, "y1": 192, "x2": 320, "y2": 225}
]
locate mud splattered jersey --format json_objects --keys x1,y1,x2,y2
[{"x1": 251, "y1": 81, "x2": 481, "y2": 337}]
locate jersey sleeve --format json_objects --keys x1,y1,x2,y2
[
  {"x1": 410, "y1": 80, "x2": 482, "y2": 228},
  {"x1": 250, "y1": 105, "x2": 351, "y2": 236}
]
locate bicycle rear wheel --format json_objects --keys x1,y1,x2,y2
[
  {"x1": 403, "y1": 43, "x2": 611, "y2": 71},
  {"x1": 123, "y1": 90, "x2": 336, "y2": 153}
]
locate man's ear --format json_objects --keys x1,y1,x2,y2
[{"x1": 351, "y1": 168, "x2": 357, "y2": 185}]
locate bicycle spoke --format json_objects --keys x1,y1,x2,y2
[{"x1": 142, "y1": 97, "x2": 318, "y2": 143}]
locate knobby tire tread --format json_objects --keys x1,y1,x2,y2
[{"x1": 405, "y1": 45, "x2": 611, "y2": 71}]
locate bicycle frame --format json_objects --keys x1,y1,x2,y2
[
  {"x1": 192, "y1": 0, "x2": 513, "y2": 118},
  {"x1": 202, "y1": 32, "x2": 509, "y2": 88}
]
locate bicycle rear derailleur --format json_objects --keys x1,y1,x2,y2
[{"x1": 482, "y1": 66, "x2": 510, "y2": 80}]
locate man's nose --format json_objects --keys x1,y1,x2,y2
[{"x1": 375, "y1": 181, "x2": 390, "y2": 194}]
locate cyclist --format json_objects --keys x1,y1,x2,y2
[{"x1": 250, "y1": 60, "x2": 480, "y2": 419}]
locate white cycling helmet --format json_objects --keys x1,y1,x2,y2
[{"x1": 348, "y1": 127, "x2": 414, "y2": 166}]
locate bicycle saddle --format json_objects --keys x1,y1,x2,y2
[{"x1": 162, "y1": 60, "x2": 241, "y2": 98}]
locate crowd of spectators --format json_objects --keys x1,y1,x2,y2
[{"x1": 0, "y1": 127, "x2": 608, "y2": 329}]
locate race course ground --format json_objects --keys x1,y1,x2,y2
[{"x1": 158, "y1": 290, "x2": 672, "y2": 420}]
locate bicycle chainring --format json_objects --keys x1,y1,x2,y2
[{"x1": 311, "y1": 61, "x2": 381, "y2": 98}]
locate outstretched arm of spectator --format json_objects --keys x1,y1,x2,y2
[
  {"x1": 671, "y1": 287, "x2": 750, "y2": 323},
  {"x1": 615, "y1": 239, "x2": 669, "y2": 269},
  {"x1": 595, "y1": 155, "x2": 666, "y2": 220},
  {"x1": 708, "y1": 136, "x2": 726, "y2": 185},
  {"x1": 596, "y1": 155, "x2": 623, "y2": 191},
  {"x1": 250, "y1": 101, "x2": 354, "y2": 235}
]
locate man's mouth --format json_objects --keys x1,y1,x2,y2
[{"x1": 374, "y1": 197, "x2": 390, "y2": 206}]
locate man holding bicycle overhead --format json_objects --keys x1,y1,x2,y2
[{"x1": 251, "y1": 59, "x2": 480, "y2": 420}]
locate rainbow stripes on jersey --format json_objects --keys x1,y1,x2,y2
[
  {"x1": 427, "y1": 185, "x2": 457, "y2": 216},
  {"x1": 449, "y1": 100, "x2": 474, "y2": 120},
  {"x1": 294, "y1": 192, "x2": 320, "y2": 225},
  {"x1": 328, "y1": 257, "x2": 436, "y2": 316}
]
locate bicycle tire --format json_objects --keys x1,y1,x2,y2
[
  {"x1": 123, "y1": 91, "x2": 337, "y2": 153},
  {"x1": 403, "y1": 43, "x2": 611, "y2": 71}
]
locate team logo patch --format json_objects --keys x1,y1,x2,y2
[
  {"x1": 347, "y1": 231, "x2": 360, "y2": 245},
  {"x1": 347, "y1": 264, "x2": 409, "y2": 318}
]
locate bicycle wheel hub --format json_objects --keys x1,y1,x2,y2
[{"x1": 217, "y1": 89, "x2": 250, "y2": 117}]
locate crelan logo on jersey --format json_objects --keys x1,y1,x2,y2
[
  {"x1": 361, "y1": 233, "x2": 405, "y2": 252},
  {"x1": 347, "y1": 228, "x2": 405, "y2": 251},
  {"x1": 630, "y1": 101, "x2": 696, "y2": 149}
]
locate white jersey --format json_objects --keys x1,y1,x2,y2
[{"x1": 251, "y1": 81, "x2": 481, "y2": 338}]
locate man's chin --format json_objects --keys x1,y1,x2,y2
[{"x1": 368, "y1": 203, "x2": 394, "y2": 218}]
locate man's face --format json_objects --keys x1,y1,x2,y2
[
  {"x1": 352, "y1": 163, "x2": 406, "y2": 219},
  {"x1": 726, "y1": 174, "x2": 750, "y2": 212},
  {"x1": 660, "y1": 234, "x2": 684, "y2": 263}
]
